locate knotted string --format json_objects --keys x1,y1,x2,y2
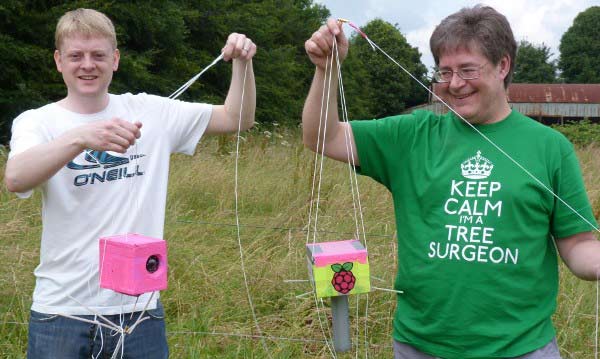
[{"x1": 169, "y1": 54, "x2": 224, "y2": 100}]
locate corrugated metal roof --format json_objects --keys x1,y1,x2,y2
[
  {"x1": 508, "y1": 84, "x2": 600, "y2": 103},
  {"x1": 407, "y1": 102, "x2": 600, "y2": 117},
  {"x1": 431, "y1": 83, "x2": 600, "y2": 104}
]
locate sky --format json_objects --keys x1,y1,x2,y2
[{"x1": 316, "y1": 0, "x2": 599, "y2": 73}]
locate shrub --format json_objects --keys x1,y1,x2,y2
[{"x1": 552, "y1": 120, "x2": 600, "y2": 146}]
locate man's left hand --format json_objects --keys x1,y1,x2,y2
[{"x1": 222, "y1": 33, "x2": 256, "y2": 61}]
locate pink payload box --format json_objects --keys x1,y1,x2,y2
[
  {"x1": 99, "y1": 233, "x2": 168, "y2": 296},
  {"x1": 307, "y1": 239, "x2": 368, "y2": 267}
]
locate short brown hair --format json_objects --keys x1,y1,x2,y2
[
  {"x1": 430, "y1": 5, "x2": 517, "y2": 88},
  {"x1": 55, "y1": 8, "x2": 117, "y2": 50}
]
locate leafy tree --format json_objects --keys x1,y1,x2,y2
[
  {"x1": 0, "y1": 0, "x2": 329, "y2": 144},
  {"x1": 0, "y1": 1, "x2": 65, "y2": 145},
  {"x1": 185, "y1": 0, "x2": 329, "y2": 126},
  {"x1": 513, "y1": 40, "x2": 557, "y2": 83},
  {"x1": 343, "y1": 19, "x2": 428, "y2": 120},
  {"x1": 559, "y1": 6, "x2": 600, "y2": 83}
]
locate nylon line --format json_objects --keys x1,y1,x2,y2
[
  {"x1": 333, "y1": 37, "x2": 372, "y2": 359},
  {"x1": 174, "y1": 219, "x2": 394, "y2": 238},
  {"x1": 233, "y1": 60, "x2": 272, "y2": 357},
  {"x1": 312, "y1": 40, "x2": 341, "y2": 357},
  {"x1": 169, "y1": 54, "x2": 224, "y2": 100}
]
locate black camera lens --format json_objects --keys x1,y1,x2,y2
[{"x1": 146, "y1": 255, "x2": 159, "y2": 273}]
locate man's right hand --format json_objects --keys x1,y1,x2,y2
[
  {"x1": 305, "y1": 18, "x2": 349, "y2": 70},
  {"x1": 5, "y1": 118, "x2": 142, "y2": 193},
  {"x1": 301, "y1": 19, "x2": 358, "y2": 165},
  {"x1": 73, "y1": 118, "x2": 142, "y2": 153}
]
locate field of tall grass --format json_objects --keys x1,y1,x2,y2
[{"x1": 1, "y1": 125, "x2": 599, "y2": 358}]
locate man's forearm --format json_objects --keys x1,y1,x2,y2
[
  {"x1": 5, "y1": 134, "x2": 84, "y2": 193},
  {"x1": 302, "y1": 65, "x2": 340, "y2": 152},
  {"x1": 558, "y1": 231, "x2": 600, "y2": 280},
  {"x1": 224, "y1": 59, "x2": 256, "y2": 131},
  {"x1": 6, "y1": 118, "x2": 142, "y2": 193}
]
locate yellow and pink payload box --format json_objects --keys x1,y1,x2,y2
[
  {"x1": 99, "y1": 233, "x2": 168, "y2": 296},
  {"x1": 306, "y1": 239, "x2": 370, "y2": 298}
]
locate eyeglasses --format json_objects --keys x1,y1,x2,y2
[{"x1": 433, "y1": 63, "x2": 487, "y2": 83}]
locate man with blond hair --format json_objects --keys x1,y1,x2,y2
[
  {"x1": 303, "y1": 5, "x2": 600, "y2": 359},
  {"x1": 5, "y1": 8, "x2": 257, "y2": 358}
]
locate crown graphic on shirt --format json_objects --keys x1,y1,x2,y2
[{"x1": 461, "y1": 151, "x2": 493, "y2": 179}]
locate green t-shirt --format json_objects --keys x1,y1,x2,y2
[{"x1": 350, "y1": 109, "x2": 596, "y2": 359}]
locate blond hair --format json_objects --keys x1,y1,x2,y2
[{"x1": 55, "y1": 8, "x2": 117, "y2": 50}]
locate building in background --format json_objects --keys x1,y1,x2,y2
[{"x1": 410, "y1": 84, "x2": 600, "y2": 125}]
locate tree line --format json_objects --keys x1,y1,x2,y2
[{"x1": 1, "y1": 1, "x2": 599, "y2": 144}]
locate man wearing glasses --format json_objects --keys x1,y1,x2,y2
[{"x1": 302, "y1": 5, "x2": 600, "y2": 359}]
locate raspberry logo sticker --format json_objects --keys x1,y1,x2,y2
[
  {"x1": 306, "y1": 240, "x2": 370, "y2": 298},
  {"x1": 331, "y1": 262, "x2": 356, "y2": 294}
]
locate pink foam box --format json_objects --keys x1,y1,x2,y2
[
  {"x1": 99, "y1": 233, "x2": 168, "y2": 296},
  {"x1": 306, "y1": 239, "x2": 370, "y2": 298}
]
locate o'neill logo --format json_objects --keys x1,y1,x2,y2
[{"x1": 67, "y1": 150, "x2": 146, "y2": 187}]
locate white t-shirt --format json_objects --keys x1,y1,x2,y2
[{"x1": 9, "y1": 93, "x2": 212, "y2": 315}]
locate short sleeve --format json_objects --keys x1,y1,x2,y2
[
  {"x1": 8, "y1": 110, "x2": 50, "y2": 198},
  {"x1": 9, "y1": 110, "x2": 49, "y2": 158},
  {"x1": 149, "y1": 95, "x2": 212, "y2": 155},
  {"x1": 127, "y1": 93, "x2": 213, "y2": 155},
  {"x1": 350, "y1": 113, "x2": 416, "y2": 189},
  {"x1": 168, "y1": 100, "x2": 213, "y2": 154}
]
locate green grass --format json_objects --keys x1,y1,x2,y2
[{"x1": 1, "y1": 130, "x2": 599, "y2": 358}]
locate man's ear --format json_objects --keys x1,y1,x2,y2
[
  {"x1": 113, "y1": 49, "x2": 120, "y2": 71},
  {"x1": 498, "y1": 55, "x2": 511, "y2": 80},
  {"x1": 54, "y1": 49, "x2": 63, "y2": 73}
]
